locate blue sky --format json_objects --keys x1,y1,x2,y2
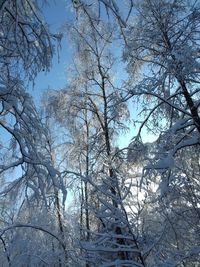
[
  {"x1": 30, "y1": 0, "x2": 157, "y2": 147},
  {"x1": 30, "y1": 0, "x2": 73, "y2": 104}
]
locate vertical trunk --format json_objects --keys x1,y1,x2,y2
[
  {"x1": 178, "y1": 80, "x2": 200, "y2": 133},
  {"x1": 85, "y1": 115, "x2": 90, "y2": 242},
  {"x1": 100, "y1": 73, "x2": 145, "y2": 265},
  {"x1": 84, "y1": 181, "x2": 90, "y2": 240},
  {"x1": 163, "y1": 30, "x2": 200, "y2": 133},
  {"x1": 54, "y1": 187, "x2": 68, "y2": 267},
  {"x1": 85, "y1": 134, "x2": 90, "y2": 267},
  {"x1": 80, "y1": 180, "x2": 84, "y2": 240},
  {"x1": 47, "y1": 139, "x2": 67, "y2": 266},
  {"x1": 84, "y1": 106, "x2": 91, "y2": 267}
]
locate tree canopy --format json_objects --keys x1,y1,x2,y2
[{"x1": 0, "y1": 0, "x2": 199, "y2": 266}]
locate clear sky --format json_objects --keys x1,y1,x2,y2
[{"x1": 30, "y1": 0, "x2": 73, "y2": 104}]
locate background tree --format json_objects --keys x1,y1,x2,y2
[{"x1": 45, "y1": 10, "x2": 146, "y2": 265}]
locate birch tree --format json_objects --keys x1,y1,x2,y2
[{"x1": 61, "y1": 14, "x2": 145, "y2": 266}]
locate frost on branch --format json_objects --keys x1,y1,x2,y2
[
  {"x1": 0, "y1": 0, "x2": 54, "y2": 80},
  {"x1": 0, "y1": 77, "x2": 64, "y2": 205},
  {"x1": 79, "y1": 174, "x2": 144, "y2": 267}
]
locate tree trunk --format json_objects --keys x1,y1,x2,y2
[{"x1": 178, "y1": 80, "x2": 200, "y2": 133}]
